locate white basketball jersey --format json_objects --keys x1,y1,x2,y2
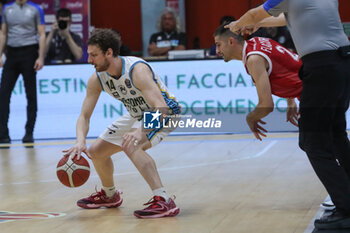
[{"x1": 96, "y1": 56, "x2": 180, "y2": 119}]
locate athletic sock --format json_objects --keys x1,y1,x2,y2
[
  {"x1": 152, "y1": 187, "x2": 169, "y2": 202},
  {"x1": 103, "y1": 186, "x2": 116, "y2": 198}
]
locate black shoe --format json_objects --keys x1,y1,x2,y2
[
  {"x1": 0, "y1": 136, "x2": 11, "y2": 143},
  {"x1": 314, "y1": 209, "x2": 350, "y2": 229},
  {"x1": 22, "y1": 133, "x2": 34, "y2": 143}
]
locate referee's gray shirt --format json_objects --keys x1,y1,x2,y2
[
  {"x1": 263, "y1": 0, "x2": 350, "y2": 57},
  {"x1": 2, "y1": 1, "x2": 45, "y2": 47}
]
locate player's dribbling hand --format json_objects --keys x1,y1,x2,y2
[
  {"x1": 246, "y1": 116, "x2": 267, "y2": 141},
  {"x1": 62, "y1": 142, "x2": 89, "y2": 160}
]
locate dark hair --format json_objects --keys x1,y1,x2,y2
[
  {"x1": 88, "y1": 29, "x2": 120, "y2": 57},
  {"x1": 111, "y1": 28, "x2": 121, "y2": 36},
  {"x1": 220, "y1": 15, "x2": 236, "y2": 25},
  {"x1": 0, "y1": 0, "x2": 7, "y2": 5},
  {"x1": 56, "y1": 8, "x2": 72, "y2": 19},
  {"x1": 213, "y1": 23, "x2": 244, "y2": 43}
]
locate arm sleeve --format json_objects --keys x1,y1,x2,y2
[
  {"x1": 1, "y1": 6, "x2": 7, "y2": 24},
  {"x1": 263, "y1": 0, "x2": 287, "y2": 17},
  {"x1": 35, "y1": 4, "x2": 45, "y2": 25}
]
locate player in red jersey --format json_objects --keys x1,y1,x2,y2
[{"x1": 214, "y1": 23, "x2": 302, "y2": 140}]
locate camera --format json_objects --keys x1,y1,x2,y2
[{"x1": 58, "y1": 20, "x2": 68, "y2": 30}]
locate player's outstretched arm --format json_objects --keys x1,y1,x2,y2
[
  {"x1": 63, "y1": 73, "x2": 102, "y2": 159},
  {"x1": 246, "y1": 55, "x2": 274, "y2": 140}
]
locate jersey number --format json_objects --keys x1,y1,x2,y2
[{"x1": 276, "y1": 45, "x2": 299, "y2": 62}]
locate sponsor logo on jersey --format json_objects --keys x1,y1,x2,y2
[
  {"x1": 118, "y1": 85, "x2": 127, "y2": 95},
  {"x1": 124, "y1": 79, "x2": 132, "y2": 88},
  {"x1": 120, "y1": 97, "x2": 146, "y2": 107},
  {"x1": 112, "y1": 91, "x2": 120, "y2": 98},
  {"x1": 107, "y1": 128, "x2": 116, "y2": 134}
]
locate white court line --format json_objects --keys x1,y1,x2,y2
[{"x1": 0, "y1": 140, "x2": 278, "y2": 186}]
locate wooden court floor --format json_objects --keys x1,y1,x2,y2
[{"x1": 0, "y1": 133, "x2": 327, "y2": 233}]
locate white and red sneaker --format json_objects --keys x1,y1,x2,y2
[
  {"x1": 134, "y1": 196, "x2": 180, "y2": 219},
  {"x1": 77, "y1": 189, "x2": 123, "y2": 209}
]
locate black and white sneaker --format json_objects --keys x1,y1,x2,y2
[{"x1": 321, "y1": 200, "x2": 336, "y2": 211}]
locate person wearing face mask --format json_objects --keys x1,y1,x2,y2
[{"x1": 45, "y1": 8, "x2": 83, "y2": 64}]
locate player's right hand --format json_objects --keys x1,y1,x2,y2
[
  {"x1": 62, "y1": 142, "x2": 89, "y2": 160},
  {"x1": 246, "y1": 116, "x2": 267, "y2": 141}
]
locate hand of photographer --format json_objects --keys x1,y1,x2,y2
[
  {"x1": 51, "y1": 21, "x2": 58, "y2": 32},
  {"x1": 60, "y1": 27, "x2": 70, "y2": 38}
]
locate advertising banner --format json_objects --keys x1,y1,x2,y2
[{"x1": 6, "y1": 59, "x2": 350, "y2": 140}]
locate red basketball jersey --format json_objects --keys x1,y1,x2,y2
[{"x1": 243, "y1": 37, "x2": 302, "y2": 99}]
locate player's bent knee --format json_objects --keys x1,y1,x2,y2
[
  {"x1": 87, "y1": 146, "x2": 112, "y2": 160},
  {"x1": 87, "y1": 147, "x2": 99, "y2": 160},
  {"x1": 123, "y1": 142, "x2": 150, "y2": 158}
]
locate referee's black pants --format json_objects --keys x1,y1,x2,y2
[
  {"x1": 299, "y1": 47, "x2": 350, "y2": 215},
  {"x1": 0, "y1": 44, "x2": 38, "y2": 137}
]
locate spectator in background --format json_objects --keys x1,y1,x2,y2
[
  {"x1": 148, "y1": 7, "x2": 187, "y2": 56},
  {"x1": 209, "y1": 15, "x2": 236, "y2": 56},
  {"x1": 0, "y1": 0, "x2": 46, "y2": 143},
  {"x1": 45, "y1": 8, "x2": 83, "y2": 64},
  {"x1": 112, "y1": 29, "x2": 132, "y2": 56},
  {"x1": 251, "y1": 26, "x2": 296, "y2": 52}
]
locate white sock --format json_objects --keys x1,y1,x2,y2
[
  {"x1": 103, "y1": 186, "x2": 116, "y2": 198},
  {"x1": 152, "y1": 187, "x2": 169, "y2": 201}
]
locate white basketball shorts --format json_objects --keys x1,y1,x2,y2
[{"x1": 99, "y1": 113, "x2": 173, "y2": 147}]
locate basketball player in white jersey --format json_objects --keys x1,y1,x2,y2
[{"x1": 63, "y1": 29, "x2": 181, "y2": 219}]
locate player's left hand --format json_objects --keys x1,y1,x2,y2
[
  {"x1": 246, "y1": 115, "x2": 267, "y2": 141},
  {"x1": 122, "y1": 130, "x2": 143, "y2": 152}
]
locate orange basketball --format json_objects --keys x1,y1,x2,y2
[{"x1": 56, "y1": 155, "x2": 90, "y2": 187}]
